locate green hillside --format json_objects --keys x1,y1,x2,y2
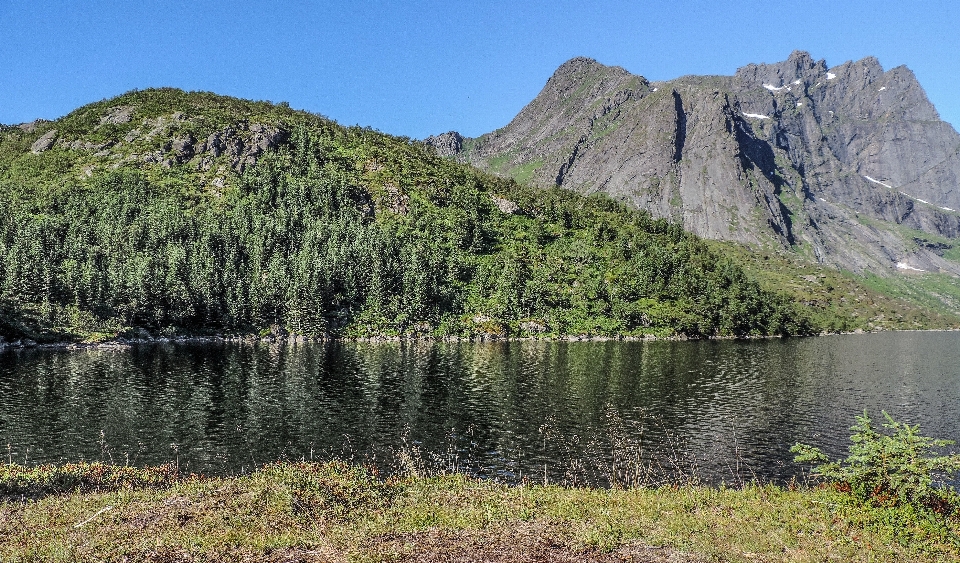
[{"x1": 0, "y1": 88, "x2": 933, "y2": 343}]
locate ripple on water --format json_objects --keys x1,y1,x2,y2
[{"x1": 1, "y1": 332, "x2": 959, "y2": 485}]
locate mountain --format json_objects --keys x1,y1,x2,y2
[
  {"x1": 432, "y1": 51, "x2": 960, "y2": 276},
  {"x1": 0, "y1": 88, "x2": 830, "y2": 343}
]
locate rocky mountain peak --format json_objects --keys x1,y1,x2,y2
[
  {"x1": 544, "y1": 57, "x2": 636, "y2": 98},
  {"x1": 452, "y1": 51, "x2": 960, "y2": 277},
  {"x1": 550, "y1": 57, "x2": 608, "y2": 78},
  {"x1": 826, "y1": 56, "x2": 885, "y2": 90},
  {"x1": 805, "y1": 57, "x2": 939, "y2": 123},
  {"x1": 734, "y1": 50, "x2": 828, "y2": 88}
]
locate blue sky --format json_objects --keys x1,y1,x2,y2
[{"x1": 2, "y1": 0, "x2": 957, "y2": 138}]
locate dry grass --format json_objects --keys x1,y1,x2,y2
[{"x1": 1, "y1": 462, "x2": 958, "y2": 562}]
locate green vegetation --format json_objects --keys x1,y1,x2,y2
[
  {"x1": 711, "y1": 241, "x2": 960, "y2": 331},
  {"x1": 793, "y1": 411, "x2": 960, "y2": 512},
  {"x1": 3, "y1": 461, "x2": 958, "y2": 562},
  {"x1": 0, "y1": 88, "x2": 813, "y2": 343},
  {"x1": 860, "y1": 272, "x2": 960, "y2": 317},
  {"x1": 0, "y1": 462, "x2": 183, "y2": 499},
  {"x1": 508, "y1": 158, "x2": 543, "y2": 185}
]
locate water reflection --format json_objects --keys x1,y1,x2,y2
[{"x1": 1, "y1": 332, "x2": 959, "y2": 485}]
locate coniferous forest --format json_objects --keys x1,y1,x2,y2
[{"x1": 0, "y1": 89, "x2": 812, "y2": 342}]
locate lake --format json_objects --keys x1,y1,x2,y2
[{"x1": 2, "y1": 331, "x2": 959, "y2": 486}]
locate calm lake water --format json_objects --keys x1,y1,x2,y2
[{"x1": 2, "y1": 332, "x2": 959, "y2": 486}]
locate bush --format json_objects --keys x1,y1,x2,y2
[{"x1": 792, "y1": 411, "x2": 960, "y2": 511}]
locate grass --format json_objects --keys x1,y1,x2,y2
[
  {"x1": 710, "y1": 241, "x2": 960, "y2": 332},
  {"x1": 508, "y1": 159, "x2": 543, "y2": 185},
  {"x1": 860, "y1": 272, "x2": 960, "y2": 316},
  {"x1": 2, "y1": 461, "x2": 959, "y2": 562}
]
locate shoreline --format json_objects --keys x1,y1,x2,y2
[{"x1": 2, "y1": 326, "x2": 960, "y2": 352}]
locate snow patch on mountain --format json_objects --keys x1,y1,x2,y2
[{"x1": 863, "y1": 175, "x2": 893, "y2": 189}]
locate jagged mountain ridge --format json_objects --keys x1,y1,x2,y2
[{"x1": 429, "y1": 51, "x2": 960, "y2": 275}]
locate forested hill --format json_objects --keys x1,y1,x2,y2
[{"x1": 0, "y1": 88, "x2": 815, "y2": 342}]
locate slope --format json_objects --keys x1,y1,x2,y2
[
  {"x1": 0, "y1": 88, "x2": 818, "y2": 343},
  {"x1": 437, "y1": 52, "x2": 960, "y2": 279}
]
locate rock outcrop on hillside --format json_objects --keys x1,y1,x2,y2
[
  {"x1": 429, "y1": 52, "x2": 960, "y2": 275},
  {"x1": 423, "y1": 131, "x2": 463, "y2": 158}
]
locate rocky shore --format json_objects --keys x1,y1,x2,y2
[{"x1": 4, "y1": 326, "x2": 960, "y2": 353}]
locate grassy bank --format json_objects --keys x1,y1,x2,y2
[
  {"x1": 709, "y1": 241, "x2": 960, "y2": 333},
  {"x1": 2, "y1": 462, "x2": 958, "y2": 562}
]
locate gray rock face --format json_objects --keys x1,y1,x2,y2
[
  {"x1": 171, "y1": 135, "x2": 195, "y2": 161},
  {"x1": 18, "y1": 120, "x2": 43, "y2": 133},
  {"x1": 31, "y1": 129, "x2": 58, "y2": 154},
  {"x1": 195, "y1": 123, "x2": 286, "y2": 172},
  {"x1": 424, "y1": 131, "x2": 464, "y2": 157},
  {"x1": 490, "y1": 195, "x2": 520, "y2": 214},
  {"x1": 100, "y1": 105, "x2": 135, "y2": 125},
  {"x1": 445, "y1": 52, "x2": 960, "y2": 275}
]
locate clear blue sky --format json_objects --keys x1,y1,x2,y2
[{"x1": 2, "y1": 0, "x2": 958, "y2": 138}]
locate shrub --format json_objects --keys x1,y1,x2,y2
[{"x1": 792, "y1": 411, "x2": 960, "y2": 511}]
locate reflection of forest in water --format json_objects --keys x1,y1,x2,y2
[{"x1": 2, "y1": 332, "x2": 959, "y2": 485}]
